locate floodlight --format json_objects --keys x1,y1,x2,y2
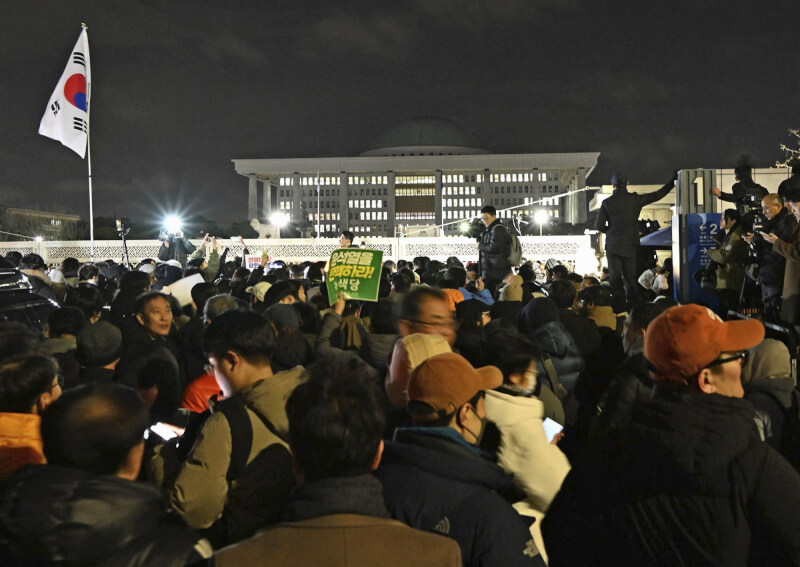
[
  {"x1": 270, "y1": 212, "x2": 289, "y2": 227},
  {"x1": 460, "y1": 222, "x2": 470, "y2": 233},
  {"x1": 164, "y1": 215, "x2": 182, "y2": 233},
  {"x1": 533, "y1": 210, "x2": 549, "y2": 225},
  {"x1": 34, "y1": 236, "x2": 43, "y2": 242}
]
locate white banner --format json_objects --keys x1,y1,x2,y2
[{"x1": 38, "y1": 27, "x2": 91, "y2": 158}]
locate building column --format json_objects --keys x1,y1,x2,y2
[
  {"x1": 387, "y1": 171, "x2": 396, "y2": 235},
  {"x1": 261, "y1": 180, "x2": 272, "y2": 221},
  {"x1": 339, "y1": 172, "x2": 348, "y2": 232},
  {"x1": 435, "y1": 170, "x2": 443, "y2": 228},
  {"x1": 248, "y1": 175, "x2": 258, "y2": 220}
]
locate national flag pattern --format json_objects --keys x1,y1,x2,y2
[{"x1": 38, "y1": 28, "x2": 91, "y2": 158}]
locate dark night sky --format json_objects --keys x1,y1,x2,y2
[{"x1": 2, "y1": 1, "x2": 798, "y2": 226}]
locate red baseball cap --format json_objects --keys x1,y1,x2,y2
[{"x1": 644, "y1": 304, "x2": 764, "y2": 383}]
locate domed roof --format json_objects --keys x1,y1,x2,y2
[{"x1": 362, "y1": 116, "x2": 488, "y2": 156}]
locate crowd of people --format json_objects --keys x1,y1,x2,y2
[{"x1": 1, "y1": 203, "x2": 800, "y2": 565}]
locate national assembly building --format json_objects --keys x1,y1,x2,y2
[{"x1": 233, "y1": 117, "x2": 599, "y2": 237}]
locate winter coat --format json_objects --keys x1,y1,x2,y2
[
  {"x1": 214, "y1": 474, "x2": 462, "y2": 567},
  {"x1": 527, "y1": 321, "x2": 583, "y2": 393},
  {"x1": 543, "y1": 387, "x2": 800, "y2": 566},
  {"x1": 157, "y1": 236, "x2": 196, "y2": 269},
  {"x1": 752, "y1": 207, "x2": 795, "y2": 289},
  {"x1": 707, "y1": 223, "x2": 748, "y2": 291},
  {"x1": 717, "y1": 180, "x2": 769, "y2": 221},
  {"x1": 595, "y1": 181, "x2": 673, "y2": 256},
  {"x1": 484, "y1": 389, "x2": 570, "y2": 513},
  {"x1": 167, "y1": 367, "x2": 305, "y2": 529},
  {"x1": 188, "y1": 246, "x2": 221, "y2": 282},
  {"x1": 377, "y1": 428, "x2": 545, "y2": 567},
  {"x1": 359, "y1": 331, "x2": 400, "y2": 375},
  {"x1": 557, "y1": 309, "x2": 601, "y2": 357},
  {"x1": 478, "y1": 220, "x2": 512, "y2": 283},
  {"x1": 772, "y1": 221, "x2": 800, "y2": 324},
  {"x1": 0, "y1": 413, "x2": 44, "y2": 482},
  {"x1": 590, "y1": 353, "x2": 653, "y2": 438},
  {"x1": 0, "y1": 464, "x2": 210, "y2": 567}
]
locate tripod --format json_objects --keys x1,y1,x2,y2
[{"x1": 116, "y1": 219, "x2": 132, "y2": 270}]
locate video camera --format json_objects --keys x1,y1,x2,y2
[{"x1": 744, "y1": 194, "x2": 766, "y2": 233}]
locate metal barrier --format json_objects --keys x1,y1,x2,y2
[{"x1": 0, "y1": 235, "x2": 600, "y2": 274}]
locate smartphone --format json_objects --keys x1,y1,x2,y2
[{"x1": 542, "y1": 418, "x2": 564, "y2": 443}]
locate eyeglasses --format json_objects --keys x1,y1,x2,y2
[
  {"x1": 52, "y1": 375, "x2": 64, "y2": 391},
  {"x1": 707, "y1": 350, "x2": 749, "y2": 368},
  {"x1": 407, "y1": 318, "x2": 458, "y2": 330}
]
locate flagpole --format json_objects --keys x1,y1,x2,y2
[
  {"x1": 86, "y1": 124, "x2": 94, "y2": 261},
  {"x1": 82, "y1": 23, "x2": 94, "y2": 261},
  {"x1": 316, "y1": 170, "x2": 320, "y2": 239}
]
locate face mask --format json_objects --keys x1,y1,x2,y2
[{"x1": 464, "y1": 405, "x2": 489, "y2": 446}]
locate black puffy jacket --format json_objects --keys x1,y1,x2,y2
[
  {"x1": 0, "y1": 465, "x2": 209, "y2": 567},
  {"x1": 478, "y1": 220, "x2": 512, "y2": 282},
  {"x1": 543, "y1": 387, "x2": 800, "y2": 566},
  {"x1": 595, "y1": 181, "x2": 673, "y2": 256}
]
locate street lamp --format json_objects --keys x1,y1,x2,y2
[
  {"x1": 533, "y1": 210, "x2": 549, "y2": 236},
  {"x1": 270, "y1": 212, "x2": 290, "y2": 227}
]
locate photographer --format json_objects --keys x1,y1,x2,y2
[
  {"x1": 157, "y1": 229, "x2": 196, "y2": 269},
  {"x1": 711, "y1": 165, "x2": 768, "y2": 232},
  {"x1": 743, "y1": 194, "x2": 796, "y2": 322},
  {"x1": 761, "y1": 188, "x2": 800, "y2": 325},
  {"x1": 707, "y1": 209, "x2": 748, "y2": 314}
]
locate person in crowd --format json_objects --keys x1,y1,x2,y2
[
  {"x1": 478, "y1": 205, "x2": 513, "y2": 297},
  {"x1": 377, "y1": 352, "x2": 545, "y2": 566},
  {"x1": 179, "y1": 281, "x2": 220, "y2": 383},
  {"x1": 711, "y1": 164, "x2": 769, "y2": 231},
  {"x1": 0, "y1": 383, "x2": 212, "y2": 565},
  {"x1": 213, "y1": 356, "x2": 462, "y2": 566},
  {"x1": 547, "y1": 279, "x2": 601, "y2": 357},
  {"x1": 778, "y1": 162, "x2": 800, "y2": 198},
  {"x1": 264, "y1": 303, "x2": 312, "y2": 372},
  {"x1": 158, "y1": 229, "x2": 196, "y2": 269},
  {"x1": 760, "y1": 187, "x2": 800, "y2": 325},
  {"x1": 187, "y1": 233, "x2": 221, "y2": 282},
  {"x1": 741, "y1": 338, "x2": 796, "y2": 457},
  {"x1": 0, "y1": 354, "x2": 61, "y2": 481},
  {"x1": 19, "y1": 253, "x2": 58, "y2": 302},
  {"x1": 64, "y1": 283, "x2": 105, "y2": 323},
  {"x1": 707, "y1": 208, "x2": 748, "y2": 314},
  {"x1": 166, "y1": 311, "x2": 302, "y2": 543},
  {"x1": 385, "y1": 287, "x2": 457, "y2": 407},
  {"x1": 74, "y1": 320, "x2": 123, "y2": 387},
  {"x1": 41, "y1": 306, "x2": 85, "y2": 385},
  {"x1": 339, "y1": 230, "x2": 357, "y2": 248},
  {"x1": 543, "y1": 304, "x2": 800, "y2": 566},
  {"x1": 589, "y1": 299, "x2": 673, "y2": 437},
  {"x1": 77, "y1": 262, "x2": 100, "y2": 285},
  {"x1": 358, "y1": 298, "x2": 399, "y2": 376},
  {"x1": 595, "y1": 171, "x2": 676, "y2": 308},
  {"x1": 483, "y1": 348, "x2": 571, "y2": 563},
  {"x1": 743, "y1": 193, "x2": 796, "y2": 321},
  {"x1": 110, "y1": 270, "x2": 152, "y2": 324}
]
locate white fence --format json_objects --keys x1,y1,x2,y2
[{"x1": 0, "y1": 235, "x2": 601, "y2": 275}]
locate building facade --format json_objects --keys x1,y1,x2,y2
[{"x1": 233, "y1": 117, "x2": 599, "y2": 237}]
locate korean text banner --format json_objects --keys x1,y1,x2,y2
[{"x1": 326, "y1": 248, "x2": 383, "y2": 302}]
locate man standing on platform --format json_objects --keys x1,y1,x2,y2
[
  {"x1": 478, "y1": 205, "x2": 512, "y2": 298},
  {"x1": 595, "y1": 172, "x2": 676, "y2": 308}
]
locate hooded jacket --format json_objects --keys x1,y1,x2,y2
[
  {"x1": 543, "y1": 387, "x2": 800, "y2": 566},
  {"x1": 478, "y1": 219, "x2": 513, "y2": 283},
  {"x1": 0, "y1": 465, "x2": 210, "y2": 567},
  {"x1": 377, "y1": 429, "x2": 545, "y2": 567}
]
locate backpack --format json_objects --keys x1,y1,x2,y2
[
  {"x1": 507, "y1": 229, "x2": 523, "y2": 266},
  {"x1": 170, "y1": 395, "x2": 295, "y2": 548}
]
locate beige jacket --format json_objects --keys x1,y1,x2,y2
[
  {"x1": 169, "y1": 366, "x2": 305, "y2": 529},
  {"x1": 214, "y1": 514, "x2": 462, "y2": 567}
]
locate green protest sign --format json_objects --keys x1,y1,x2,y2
[{"x1": 326, "y1": 248, "x2": 384, "y2": 302}]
